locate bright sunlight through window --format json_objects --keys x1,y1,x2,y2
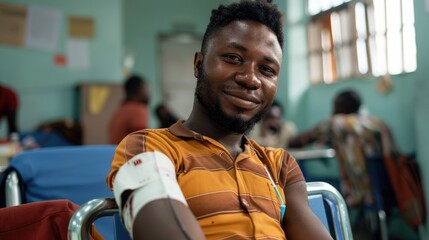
[{"x1": 307, "y1": 0, "x2": 416, "y2": 84}]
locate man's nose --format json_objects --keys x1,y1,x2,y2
[{"x1": 234, "y1": 64, "x2": 261, "y2": 89}]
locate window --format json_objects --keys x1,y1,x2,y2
[{"x1": 307, "y1": 0, "x2": 416, "y2": 84}]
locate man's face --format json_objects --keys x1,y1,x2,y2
[
  {"x1": 138, "y1": 84, "x2": 150, "y2": 105},
  {"x1": 194, "y1": 20, "x2": 282, "y2": 134},
  {"x1": 263, "y1": 105, "x2": 282, "y2": 133}
]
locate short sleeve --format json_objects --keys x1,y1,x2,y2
[
  {"x1": 106, "y1": 129, "x2": 179, "y2": 189},
  {"x1": 278, "y1": 151, "x2": 305, "y2": 189}
]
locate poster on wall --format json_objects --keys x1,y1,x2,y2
[
  {"x1": 68, "y1": 16, "x2": 94, "y2": 39},
  {"x1": 67, "y1": 38, "x2": 90, "y2": 70},
  {"x1": 25, "y1": 5, "x2": 62, "y2": 51},
  {"x1": 0, "y1": 3, "x2": 27, "y2": 47}
]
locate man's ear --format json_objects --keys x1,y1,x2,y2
[{"x1": 193, "y1": 52, "x2": 203, "y2": 78}]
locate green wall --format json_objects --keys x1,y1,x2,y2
[
  {"x1": 0, "y1": 0, "x2": 123, "y2": 137},
  {"x1": 414, "y1": 0, "x2": 429, "y2": 238}
]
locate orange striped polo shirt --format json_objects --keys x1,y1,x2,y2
[{"x1": 106, "y1": 121, "x2": 304, "y2": 239}]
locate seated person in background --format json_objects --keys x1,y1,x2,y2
[
  {"x1": 289, "y1": 90, "x2": 384, "y2": 207},
  {"x1": 108, "y1": 75, "x2": 151, "y2": 144},
  {"x1": 37, "y1": 119, "x2": 82, "y2": 145},
  {"x1": 289, "y1": 89, "x2": 397, "y2": 208},
  {"x1": 106, "y1": 0, "x2": 332, "y2": 239},
  {"x1": 0, "y1": 84, "x2": 19, "y2": 139},
  {"x1": 18, "y1": 119, "x2": 83, "y2": 150},
  {"x1": 248, "y1": 99, "x2": 297, "y2": 148},
  {"x1": 289, "y1": 89, "x2": 429, "y2": 239},
  {"x1": 154, "y1": 103, "x2": 178, "y2": 128}
]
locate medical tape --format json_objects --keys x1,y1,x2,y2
[{"x1": 113, "y1": 151, "x2": 187, "y2": 233}]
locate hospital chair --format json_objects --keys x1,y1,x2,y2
[
  {"x1": 307, "y1": 181, "x2": 353, "y2": 240},
  {"x1": 68, "y1": 181, "x2": 353, "y2": 240},
  {"x1": 0, "y1": 145, "x2": 117, "y2": 240}
]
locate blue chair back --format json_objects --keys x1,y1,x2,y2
[
  {"x1": 308, "y1": 194, "x2": 330, "y2": 230},
  {"x1": 0, "y1": 145, "x2": 117, "y2": 240},
  {"x1": 307, "y1": 182, "x2": 353, "y2": 240}
]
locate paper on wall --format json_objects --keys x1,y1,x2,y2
[
  {"x1": 68, "y1": 16, "x2": 95, "y2": 38},
  {"x1": 0, "y1": 3, "x2": 27, "y2": 47},
  {"x1": 25, "y1": 5, "x2": 61, "y2": 51},
  {"x1": 67, "y1": 38, "x2": 90, "y2": 70}
]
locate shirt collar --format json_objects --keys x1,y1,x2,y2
[
  {"x1": 168, "y1": 120, "x2": 204, "y2": 141},
  {"x1": 168, "y1": 120, "x2": 263, "y2": 158}
]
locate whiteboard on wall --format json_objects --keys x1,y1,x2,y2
[{"x1": 159, "y1": 34, "x2": 202, "y2": 119}]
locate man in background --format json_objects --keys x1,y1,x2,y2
[
  {"x1": 290, "y1": 89, "x2": 388, "y2": 207},
  {"x1": 108, "y1": 75, "x2": 150, "y2": 144},
  {"x1": 289, "y1": 89, "x2": 423, "y2": 239},
  {"x1": 0, "y1": 84, "x2": 19, "y2": 139},
  {"x1": 249, "y1": 99, "x2": 297, "y2": 148},
  {"x1": 154, "y1": 103, "x2": 178, "y2": 128}
]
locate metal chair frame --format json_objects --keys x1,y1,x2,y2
[{"x1": 68, "y1": 181, "x2": 353, "y2": 240}]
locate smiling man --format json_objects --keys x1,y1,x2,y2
[{"x1": 107, "y1": 0, "x2": 332, "y2": 239}]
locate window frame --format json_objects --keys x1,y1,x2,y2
[{"x1": 306, "y1": 0, "x2": 416, "y2": 85}]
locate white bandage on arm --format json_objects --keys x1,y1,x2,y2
[{"x1": 113, "y1": 151, "x2": 188, "y2": 233}]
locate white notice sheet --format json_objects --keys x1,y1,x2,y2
[
  {"x1": 67, "y1": 38, "x2": 90, "y2": 70},
  {"x1": 25, "y1": 5, "x2": 62, "y2": 51}
]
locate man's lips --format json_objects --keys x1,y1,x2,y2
[{"x1": 223, "y1": 90, "x2": 261, "y2": 110}]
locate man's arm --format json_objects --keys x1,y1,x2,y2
[
  {"x1": 112, "y1": 151, "x2": 205, "y2": 240},
  {"x1": 132, "y1": 198, "x2": 205, "y2": 240},
  {"x1": 288, "y1": 130, "x2": 315, "y2": 148},
  {"x1": 6, "y1": 111, "x2": 18, "y2": 136},
  {"x1": 289, "y1": 119, "x2": 333, "y2": 149},
  {"x1": 4, "y1": 86, "x2": 19, "y2": 136},
  {"x1": 283, "y1": 181, "x2": 333, "y2": 240}
]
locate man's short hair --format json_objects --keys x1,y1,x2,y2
[
  {"x1": 271, "y1": 99, "x2": 283, "y2": 112},
  {"x1": 125, "y1": 75, "x2": 146, "y2": 97},
  {"x1": 334, "y1": 89, "x2": 362, "y2": 114},
  {"x1": 201, "y1": 0, "x2": 284, "y2": 53}
]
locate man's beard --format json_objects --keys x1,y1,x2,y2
[{"x1": 195, "y1": 67, "x2": 269, "y2": 134}]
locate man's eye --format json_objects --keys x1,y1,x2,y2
[
  {"x1": 260, "y1": 66, "x2": 276, "y2": 76},
  {"x1": 224, "y1": 54, "x2": 241, "y2": 63}
]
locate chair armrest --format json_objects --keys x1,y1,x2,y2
[
  {"x1": 69, "y1": 184, "x2": 351, "y2": 240},
  {"x1": 68, "y1": 198, "x2": 119, "y2": 240},
  {"x1": 306, "y1": 182, "x2": 353, "y2": 240},
  {"x1": 290, "y1": 148, "x2": 336, "y2": 160},
  {"x1": 5, "y1": 170, "x2": 22, "y2": 206}
]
